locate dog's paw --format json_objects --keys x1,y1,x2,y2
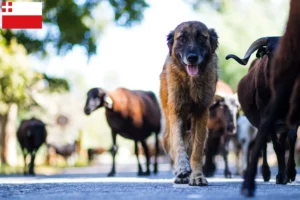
[
  {"x1": 174, "y1": 155, "x2": 191, "y2": 184},
  {"x1": 189, "y1": 172, "x2": 208, "y2": 186},
  {"x1": 174, "y1": 171, "x2": 190, "y2": 184}
]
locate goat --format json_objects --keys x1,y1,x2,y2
[
  {"x1": 203, "y1": 95, "x2": 234, "y2": 178},
  {"x1": 17, "y1": 117, "x2": 47, "y2": 175},
  {"x1": 84, "y1": 87, "x2": 161, "y2": 177},
  {"x1": 226, "y1": 36, "x2": 298, "y2": 196},
  {"x1": 239, "y1": 0, "x2": 300, "y2": 196}
]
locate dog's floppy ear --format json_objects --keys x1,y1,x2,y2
[
  {"x1": 209, "y1": 28, "x2": 218, "y2": 53},
  {"x1": 167, "y1": 30, "x2": 174, "y2": 55}
]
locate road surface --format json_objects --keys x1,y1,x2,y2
[{"x1": 0, "y1": 164, "x2": 300, "y2": 200}]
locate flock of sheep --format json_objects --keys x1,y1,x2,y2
[{"x1": 15, "y1": 0, "x2": 299, "y2": 197}]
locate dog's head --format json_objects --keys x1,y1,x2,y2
[{"x1": 167, "y1": 21, "x2": 218, "y2": 76}]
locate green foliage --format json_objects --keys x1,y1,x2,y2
[
  {"x1": 195, "y1": 0, "x2": 289, "y2": 90},
  {"x1": 43, "y1": 74, "x2": 70, "y2": 93},
  {"x1": 1, "y1": 0, "x2": 149, "y2": 58},
  {"x1": 0, "y1": 34, "x2": 70, "y2": 115}
]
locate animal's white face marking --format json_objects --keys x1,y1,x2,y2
[{"x1": 88, "y1": 97, "x2": 101, "y2": 112}]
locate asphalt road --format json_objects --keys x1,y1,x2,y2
[{"x1": 0, "y1": 164, "x2": 300, "y2": 200}]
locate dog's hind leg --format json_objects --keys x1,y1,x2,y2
[{"x1": 189, "y1": 109, "x2": 209, "y2": 186}]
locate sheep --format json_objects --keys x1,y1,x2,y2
[
  {"x1": 84, "y1": 87, "x2": 161, "y2": 176},
  {"x1": 87, "y1": 147, "x2": 106, "y2": 163},
  {"x1": 239, "y1": 0, "x2": 300, "y2": 196},
  {"x1": 47, "y1": 140, "x2": 80, "y2": 166},
  {"x1": 17, "y1": 117, "x2": 47, "y2": 175},
  {"x1": 203, "y1": 95, "x2": 234, "y2": 178},
  {"x1": 235, "y1": 114, "x2": 257, "y2": 176},
  {"x1": 203, "y1": 80, "x2": 240, "y2": 178},
  {"x1": 226, "y1": 36, "x2": 298, "y2": 196}
]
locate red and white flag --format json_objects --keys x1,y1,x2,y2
[{"x1": 1, "y1": 1, "x2": 43, "y2": 29}]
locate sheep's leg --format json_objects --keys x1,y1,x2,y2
[
  {"x1": 286, "y1": 128, "x2": 297, "y2": 182},
  {"x1": 242, "y1": 84, "x2": 286, "y2": 197},
  {"x1": 240, "y1": 140, "x2": 249, "y2": 176},
  {"x1": 242, "y1": 119, "x2": 270, "y2": 197},
  {"x1": 271, "y1": 131, "x2": 288, "y2": 184},
  {"x1": 260, "y1": 141, "x2": 271, "y2": 182},
  {"x1": 141, "y1": 140, "x2": 151, "y2": 176},
  {"x1": 153, "y1": 132, "x2": 159, "y2": 174},
  {"x1": 134, "y1": 140, "x2": 144, "y2": 176},
  {"x1": 108, "y1": 131, "x2": 118, "y2": 177},
  {"x1": 222, "y1": 136, "x2": 232, "y2": 178},
  {"x1": 203, "y1": 147, "x2": 215, "y2": 177},
  {"x1": 22, "y1": 149, "x2": 28, "y2": 175},
  {"x1": 29, "y1": 151, "x2": 36, "y2": 175},
  {"x1": 233, "y1": 137, "x2": 242, "y2": 176}
]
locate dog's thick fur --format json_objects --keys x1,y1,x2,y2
[{"x1": 159, "y1": 21, "x2": 218, "y2": 186}]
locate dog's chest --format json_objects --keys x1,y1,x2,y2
[{"x1": 175, "y1": 83, "x2": 208, "y2": 113}]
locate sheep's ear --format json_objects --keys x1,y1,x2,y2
[
  {"x1": 167, "y1": 30, "x2": 174, "y2": 55},
  {"x1": 97, "y1": 89, "x2": 106, "y2": 98},
  {"x1": 209, "y1": 28, "x2": 219, "y2": 53}
]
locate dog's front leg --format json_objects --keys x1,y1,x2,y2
[
  {"x1": 169, "y1": 113, "x2": 191, "y2": 184},
  {"x1": 189, "y1": 109, "x2": 209, "y2": 186}
]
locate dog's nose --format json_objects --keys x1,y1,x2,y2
[{"x1": 187, "y1": 54, "x2": 198, "y2": 63}]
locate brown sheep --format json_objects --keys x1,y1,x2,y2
[
  {"x1": 203, "y1": 95, "x2": 233, "y2": 178},
  {"x1": 87, "y1": 147, "x2": 106, "y2": 163},
  {"x1": 17, "y1": 117, "x2": 47, "y2": 175},
  {"x1": 239, "y1": 0, "x2": 300, "y2": 197},
  {"x1": 84, "y1": 87, "x2": 161, "y2": 177}
]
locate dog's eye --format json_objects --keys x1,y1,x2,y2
[{"x1": 178, "y1": 36, "x2": 186, "y2": 43}]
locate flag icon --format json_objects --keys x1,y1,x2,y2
[{"x1": 1, "y1": 1, "x2": 43, "y2": 29}]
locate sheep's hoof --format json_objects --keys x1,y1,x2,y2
[
  {"x1": 107, "y1": 171, "x2": 115, "y2": 177},
  {"x1": 276, "y1": 173, "x2": 287, "y2": 184},
  {"x1": 261, "y1": 165, "x2": 271, "y2": 182},
  {"x1": 203, "y1": 164, "x2": 215, "y2": 177},
  {"x1": 224, "y1": 170, "x2": 232, "y2": 179},
  {"x1": 241, "y1": 179, "x2": 255, "y2": 197},
  {"x1": 189, "y1": 172, "x2": 208, "y2": 186},
  {"x1": 286, "y1": 162, "x2": 296, "y2": 182},
  {"x1": 138, "y1": 171, "x2": 150, "y2": 176},
  {"x1": 153, "y1": 163, "x2": 158, "y2": 174},
  {"x1": 287, "y1": 168, "x2": 297, "y2": 182}
]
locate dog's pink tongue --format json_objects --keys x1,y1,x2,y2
[{"x1": 187, "y1": 65, "x2": 199, "y2": 76}]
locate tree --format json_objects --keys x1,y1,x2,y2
[
  {"x1": 0, "y1": 34, "x2": 70, "y2": 164},
  {"x1": 2, "y1": 0, "x2": 149, "y2": 59},
  {"x1": 190, "y1": 0, "x2": 289, "y2": 90}
]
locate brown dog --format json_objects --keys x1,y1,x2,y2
[{"x1": 159, "y1": 21, "x2": 219, "y2": 186}]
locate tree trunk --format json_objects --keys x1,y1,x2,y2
[
  {"x1": 4, "y1": 104, "x2": 18, "y2": 166},
  {"x1": 0, "y1": 112, "x2": 8, "y2": 165}
]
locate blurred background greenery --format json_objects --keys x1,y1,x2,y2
[{"x1": 0, "y1": 0, "x2": 293, "y2": 174}]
